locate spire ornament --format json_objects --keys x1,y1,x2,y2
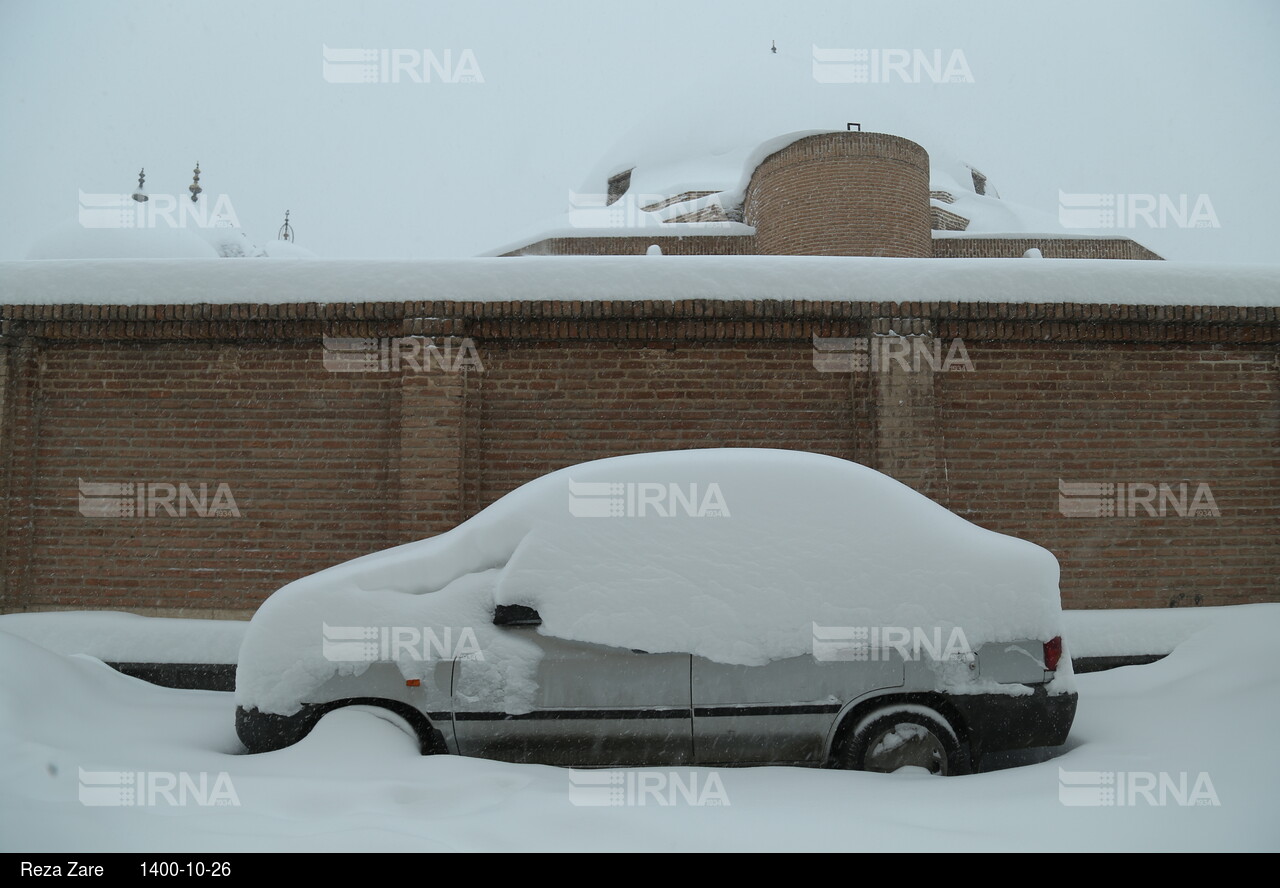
[{"x1": 131, "y1": 168, "x2": 149, "y2": 203}]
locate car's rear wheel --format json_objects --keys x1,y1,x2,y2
[
  {"x1": 237, "y1": 700, "x2": 448, "y2": 755},
  {"x1": 835, "y1": 705, "x2": 962, "y2": 775}
]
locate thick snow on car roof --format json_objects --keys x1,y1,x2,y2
[{"x1": 236, "y1": 449, "x2": 1064, "y2": 714}]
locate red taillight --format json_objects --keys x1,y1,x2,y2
[{"x1": 1043, "y1": 636, "x2": 1063, "y2": 672}]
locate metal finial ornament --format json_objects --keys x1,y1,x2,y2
[
  {"x1": 189, "y1": 162, "x2": 202, "y2": 203},
  {"x1": 131, "y1": 168, "x2": 149, "y2": 203},
  {"x1": 277, "y1": 210, "x2": 295, "y2": 243},
  {"x1": 771, "y1": 40, "x2": 777, "y2": 54}
]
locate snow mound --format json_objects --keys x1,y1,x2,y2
[
  {"x1": 0, "y1": 611, "x2": 246, "y2": 665},
  {"x1": 295, "y1": 707, "x2": 422, "y2": 758},
  {"x1": 196, "y1": 225, "x2": 267, "y2": 258},
  {"x1": 236, "y1": 449, "x2": 1065, "y2": 715},
  {"x1": 1061, "y1": 607, "x2": 1225, "y2": 658},
  {"x1": 0, "y1": 630, "x2": 235, "y2": 755}
]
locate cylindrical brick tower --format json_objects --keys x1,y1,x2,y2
[{"x1": 743, "y1": 132, "x2": 931, "y2": 257}]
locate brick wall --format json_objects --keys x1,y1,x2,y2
[
  {"x1": 469, "y1": 340, "x2": 859, "y2": 509},
  {"x1": 936, "y1": 340, "x2": 1277, "y2": 607},
  {"x1": 501, "y1": 235, "x2": 754, "y2": 257},
  {"x1": 1, "y1": 299, "x2": 1275, "y2": 617},
  {"x1": 933, "y1": 237, "x2": 1164, "y2": 260},
  {"x1": 744, "y1": 132, "x2": 932, "y2": 257},
  {"x1": 5, "y1": 338, "x2": 401, "y2": 616},
  {"x1": 931, "y1": 207, "x2": 970, "y2": 231}
]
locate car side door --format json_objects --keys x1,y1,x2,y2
[
  {"x1": 692, "y1": 653, "x2": 905, "y2": 764},
  {"x1": 451, "y1": 606, "x2": 692, "y2": 766}
]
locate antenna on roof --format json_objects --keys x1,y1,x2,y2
[{"x1": 771, "y1": 40, "x2": 777, "y2": 54}]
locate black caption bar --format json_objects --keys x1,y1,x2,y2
[{"x1": 9, "y1": 856, "x2": 369, "y2": 879}]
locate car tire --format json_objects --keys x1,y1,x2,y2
[{"x1": 835, "y1": 704, "x2": 963, "y2": 776}]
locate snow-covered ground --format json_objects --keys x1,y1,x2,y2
[{"x1": 1, "y1": 603, "x2": 1275, "y2": 852}]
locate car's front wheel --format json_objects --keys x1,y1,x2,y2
[{"x1": 835, "y1": 704, "x2": 963, "y2": 775}]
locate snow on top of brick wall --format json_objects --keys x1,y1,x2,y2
[{"x1": 2, "y1": 255, "x2": 1277, "y2": 307}]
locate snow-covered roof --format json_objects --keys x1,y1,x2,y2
[
  {"x1": 1, "y1": 256, "x2": 1277, "y2": 307},
  {"x1": 488, "y1": 123, "x2": 1076, "y2": 255}
]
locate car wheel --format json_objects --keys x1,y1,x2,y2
[{"x1": 836, "y1": 704, "x2": 962, "y2": 775}]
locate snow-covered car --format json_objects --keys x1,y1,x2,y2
[{"x1": 235, "y1": 449, "x2": 1076, "y2": 774}]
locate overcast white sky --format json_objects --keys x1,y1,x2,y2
[{"x1": 2, "y1": 0, "x2": 1277, "y2": 263}]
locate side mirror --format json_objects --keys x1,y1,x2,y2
[{"x1": 493, "y1": 604, "x2": 542, "y2": 627}]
